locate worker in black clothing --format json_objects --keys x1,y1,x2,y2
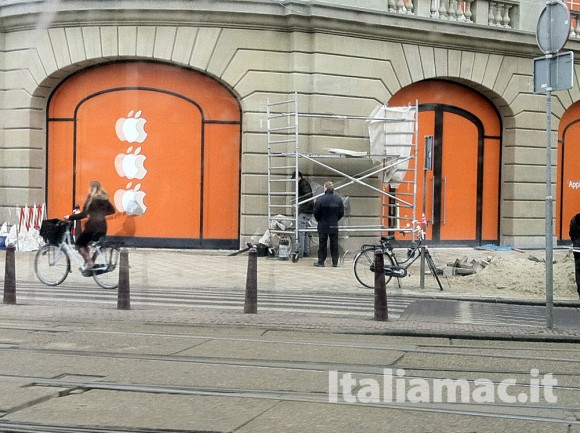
[
  {"x1": 292, "y1": 171, "x2": 314, "y2": 258},
  {"x1": 313, "y1": 181, "x2": 344, "y2": 267}
]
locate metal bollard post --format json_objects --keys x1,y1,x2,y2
[
  {"x1": 117, "y1": 248, "x2": 130, "y2": 310},
  {"x1": 374, "y1": 248, "x2": 388, "y2": 321},
  {"x1": 244, "y1": 247, "x2": 258, "y2": 314},
  {"x1": 3, "y1": 245, "x2": 16, "y2": 305}
]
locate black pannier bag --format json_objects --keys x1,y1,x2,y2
[{"x1": 39, "y1": 219, "x2": 68, "y2": 245}]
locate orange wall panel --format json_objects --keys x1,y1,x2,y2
[
  {"x1": 440, "y1": 112, "x2": 478, "y2": 240},
  {"x1": 47, "y1": 62, "x2": 241, "y2": 245},
  {"x1": 388, "y1": 80, "x2": 501, "y2": 243},
  {"x1": 417, "y1": 111, "x2": 436, "y2": 240},
  {"x1": 482, "y1": 138, "x2": 501, "y2": 240},
  {"x1": 558, "y1": 103, "x2": 580, "y2": 240},
  {"x1": 202, "y1": 124, "x2": 241, "y2": 239},
  {"x1": 389, "y1": 80, "x2": 501, "y2": 137},
  {"x1": 558, "y1": 120, "x2": 580, "y2": 239},
  {"x1": 74, "y1": 90, "x2": 203, "y2": 239},
  {"x1": 47, "y1": 122, "x2": 74, "y2": 218},
  {"x1": 49, "y1": 62, "x2": 240, "y2": 122}
]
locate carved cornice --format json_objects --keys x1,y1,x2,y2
[{"x1": 0, "y1": 0, "x2": 566, "y2": 58}]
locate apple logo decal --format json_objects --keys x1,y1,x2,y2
[
  {"x1": 115, "y1": 146, "x2": 147, "y2": 179},
  {"x1": 114, "y1": 182, "x2": 147, "y2": 216},
  {"x1": 114, "y1": 109, "x2": 149, "y2": 219},
  {"x1": 115, "y1": 110, "x2": 148, "y2": 143}
]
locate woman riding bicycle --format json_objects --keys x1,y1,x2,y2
[{"x1": 65, "y1": 180, "x2": 115, "y2": 269}]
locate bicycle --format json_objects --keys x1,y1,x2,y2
[
  {"x1": 35, "y1": 219, "x2": 121, "y2": 289},
  {"x1": 353, "y1": 226, "x2": 443, "y2": 291}
]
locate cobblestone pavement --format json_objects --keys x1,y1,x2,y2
[
  {"x1": 7, "y1": 245, "x2": 573, "y2": 296},
  {"x1": 1, "y1": 246, "x2": 579, "y2": 341},
  {"x1": 2, "y1": 247, "x2": 580, "y2": 433}
]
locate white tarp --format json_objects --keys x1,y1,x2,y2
[
  {"x1": 4, "y1": 224, "x2": 43, "y2": 251},
  {"x1": 368, "y1": 104, "x2": 416, "y2": 188},
  {"x1": 2, "y1": 203, "x2": 46, "y2": 251}
]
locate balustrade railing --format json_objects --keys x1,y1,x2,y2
[
  {"x1": 390, "y1": 0, "x2": 519, "y2": 30},
  {"x1": 429, "y1": 0, "x2": 474, "y2": 22},
  {"x1": 486, "y1": 0, "x2": 515, "y2": 27},
  {"x1": 570, "y1": 9, "x2": 580, "y2": 39},
  {"x1": 387, "y1": 0, "x2": 415, "y2": 14}
]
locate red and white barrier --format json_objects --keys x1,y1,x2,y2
[{"x1": 2, "y1": 203, "x2": 46, "y2": 251}]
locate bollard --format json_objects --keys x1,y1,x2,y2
[
  {"x1": 3, "y1": 245, "x2": 16, "y2": 305},
  {"x1": 244, "y1": 247, "x2": 258, "y2": 314},
  {"x1": 117, "y1": 248, "x2": 130, "y2": 310},
  {"x1": 374, "y1": 248, "x2": 387, "y2": 321}
]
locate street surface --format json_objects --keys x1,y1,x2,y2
[
  {"x1": 1, "y1": 247, "x2": 580, "y2": 431},
  {"x1": 0, "y1": 316, "x2": 580, "y2": 432},
  {"x1": 10, "y1": 282, "x2": 580, "y2": 330}
]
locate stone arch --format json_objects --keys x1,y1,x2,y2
[
  {"x1": 388, "y1": 79, "x2": 502, "y2": 245},
  {"x1": 46, "y1": 61, "x2": 242, "y2": 248}
]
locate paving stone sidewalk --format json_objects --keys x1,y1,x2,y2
[{"x1": 2, "y1": 246, "x2": 579, "y2": 342}]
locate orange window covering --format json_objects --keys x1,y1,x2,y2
[
  {"x1": 47, "y1": 62, "x2": 241, "y2": 243},
  {"x1": 558, "y1": 103, "x2": 580, "y2": 240},
  {"x1": 388, "y1": 80, "x2": 501, "y2": 242}
]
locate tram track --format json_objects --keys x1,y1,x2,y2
[
  {"x1": 1, "y1": 316, "x2": 579, "y2": 430},
  {"x1": 0, "y1": 372, "x2": 578, "y2": 428},
  {"x1": 2, "y1": 325, "x2": 580, "y2": 366},
  {"x1": 0, "y1": 421, "x2": 191, "y2": 433},
  {"x1": 1, "y1": 328, "x2": 580, "y2": 389}
]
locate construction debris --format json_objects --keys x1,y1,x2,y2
[
  {"x1": 443, "y1": 252, "x2": 560, "y2": 277},
  {"x1": 442, "y1": 255, "x2": 493, "y2": 277}
]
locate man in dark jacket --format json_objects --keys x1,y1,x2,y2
[
  {"x1": 313, "y1": 181, "x2": 344, "y2": 267},
  {"x1": 292, "y1": 171, "x2": 314, "y2": 258},
  {"x1": 570, "y1": 213, "x2": 580, "y2": 297}
]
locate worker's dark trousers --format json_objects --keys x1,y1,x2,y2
[{"x1": 317, "y1": 232, "x2": 339, "y2": 266}]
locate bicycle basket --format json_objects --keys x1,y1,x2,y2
[{"x1": 39, "y1": 219, "x2": 68, "y2": 245}]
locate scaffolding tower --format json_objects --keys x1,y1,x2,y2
[{"x1": 266, "y1": 92, "x2": 419, "y2": 255}]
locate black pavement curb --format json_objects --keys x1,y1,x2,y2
[
  {"x1": 313, "y1": 289, "x2": 580, "y2": 308},
  {"x1": 361, "y1": 329, "x2": 580, "y2": 343}
]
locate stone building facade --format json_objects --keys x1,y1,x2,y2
[{"x1": 0, "y1": 0, "x2": 578, "y2": 249}]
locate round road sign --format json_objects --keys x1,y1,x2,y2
[{"x1": 536, "y1": 0, "x2": 570, "y2": 54}]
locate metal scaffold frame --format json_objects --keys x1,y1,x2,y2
[{"x1": 266, "y1": 92, "x2": 419, "y2": 254}]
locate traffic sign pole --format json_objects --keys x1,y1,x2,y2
[
  {"x1": 535, "y1": 0, "x2": 570, "y2": 329},
  {"x1": 545, "y1": 82, "x2": 554, "y2": 329}
]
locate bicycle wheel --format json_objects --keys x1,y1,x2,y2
[
  {"x1": 92, "y1": 246, "x2": 120, "y2": 289},
  {"x1": 34, "y1": 244, "x2": 70, "y2": 286},
  {"x1": 353, "y1": 247, "x2": 394, "y2": 288}
]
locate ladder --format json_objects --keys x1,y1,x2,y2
[{"x1": 266, "y1": 93, "x2": 300, "y2": 250}]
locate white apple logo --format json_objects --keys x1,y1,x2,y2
[
  {"x1": 114, "y1": 182, "x2": 147, "y2": 216},
  {"x1": 114, "y1": 146, "x2": 147, "y2": 179},
  {"x1": 115, "y1": 110, "x2": 148, "y2": 143}
]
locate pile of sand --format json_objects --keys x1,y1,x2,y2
[{"x1": 441, "y1": 249, "x2": 579, "y2": 300}]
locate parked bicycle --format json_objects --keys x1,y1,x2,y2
[
  {"x1": 353, "y1": 226, "x2": 443, "y2": 291},
  {"x1": 35, "y1": 219, "x2": 121, "y2": 289}
]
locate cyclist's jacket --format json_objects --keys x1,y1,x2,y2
[
  {"x1": 68, "y1": 193, "x2": 115, "y2": 234},
  {"x1": 570, "y1": 213, "x2": 580, "y2": 248}
]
